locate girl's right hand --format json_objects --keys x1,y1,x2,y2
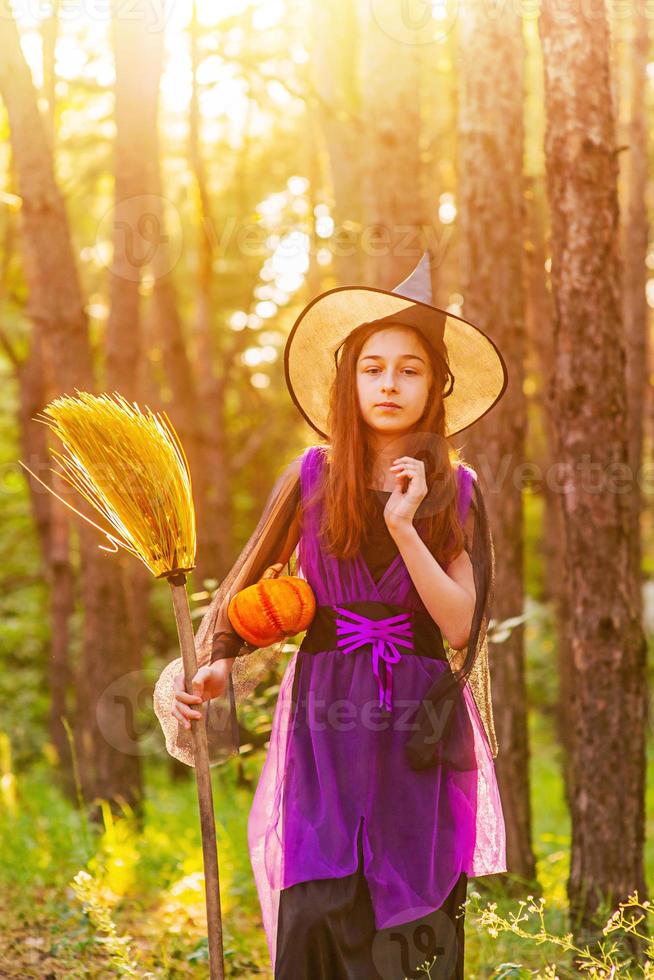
[{"x1": 172, "y1": 661, "x2": 231, "y2": 730}]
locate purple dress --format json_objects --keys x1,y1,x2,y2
[{"x1": 248, "y1": 446, "x2": 506, "y2": 972}]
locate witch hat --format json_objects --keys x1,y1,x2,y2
[{"x1": 284, "y1": 250, "x2": 508, "y2": 438}]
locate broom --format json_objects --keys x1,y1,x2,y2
[{"x1": 19, "y1": 390, "x2": 226, "y2": 980}]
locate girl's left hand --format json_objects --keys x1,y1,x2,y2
[{"x1": 383, "y1": 456, "x2": 428, "y2": 532}]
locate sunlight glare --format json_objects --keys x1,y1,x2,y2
[
  {"x1": 252, "y1": 0, "x2": 285, "y2": 30},
  {"x1": 288, "y1": 176, "x2": 309, "y2": 195},
  {"x1": 229, "y1": 311, "x2": 249, "y2": 331},
  {"x1": 255, "y1": 301, "x2": 278, "y2": 319},
  {"x1": 438, "y1": 192, "x2": 457, "y2": 225}
]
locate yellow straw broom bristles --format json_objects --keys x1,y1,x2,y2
[{"x1": 19, "y1": 390, "x2": 196, "y2": 579}]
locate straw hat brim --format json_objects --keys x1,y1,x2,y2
[{"x1": 284, "y1": 285, "x2": 508, "y2": 439}]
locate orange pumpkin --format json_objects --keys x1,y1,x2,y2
[{"x1": 227, "y1": 562, "x2": 316, "y2": 647}]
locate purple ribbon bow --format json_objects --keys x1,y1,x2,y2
[{"x1": 333, "y1": 606, "x2": 414, "y2": 712}]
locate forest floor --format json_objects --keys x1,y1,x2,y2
[
  {"x1": 1, "y1": 709, "x2": 652, "y2": 979},
  {"x1": 1, "y1": 601, "x2": 653, "y2": 980}
]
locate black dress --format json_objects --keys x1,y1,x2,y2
[{"x1": 274, "y1": 491, "x2": 468, "y2": 980}]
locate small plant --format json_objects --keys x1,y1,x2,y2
[
  {"x1": 70, "y1": 869, "x2": 155, "y2": 977},
  {"x1": 466, "y1": 889, "x2": 654, "y2": 978},
  {"x1": 411, "y1": 956, "x2": 440, "y2": 978}
]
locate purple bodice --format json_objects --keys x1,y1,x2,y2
[
  {"x1": 295, "y1": 447, "x2": 472, "y2": 714},
  {"x1": 297, "y1": 446, "x2": 473, "y2": 611}
]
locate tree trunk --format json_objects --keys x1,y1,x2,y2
[
  {"x1": 0, "y1": 11, "x2": 143, "y2": 818},
  {"x1": 524, "y1": 174, "x2": 573, "y2": 807},
  {"x1": 106, "y1": 0, "x2": 152, "y2": 398},
  {"x1": 539, "y1": 0, "x2": 648, "y2": 938},
  {"x1": 188, "y1": 2, "x2": 233, "y2": 590},
  {"x1": 417, "y1": 31, "x2": 457, "y2": 301},
  {"x1": 458, "y1": 0, "x2": 535, "y2": 887},
  {"x1": 357, "y1": 0, "x2": 425, "y2": 287},
  {"x1": 309, "y1": 0, "x2": 365, "y2": 284},
  {"x1": 16, "y1": 327, "x2": 77, "y2": 792},
  {"x1": 138, "y1": 13, "x2": 211, "y2": 591},
  {"x1": 39, "y1": 0, "x2": 60, "y2": 146},
  {"x1": 1, "y1": 155, "x2": 77, "y2": 792},
  {"x1": 621, "y1": 2, "x2": 649, "y2": 622},
  {"x1": 106, "y1": 0, "x2": 161, "y2": 755}
]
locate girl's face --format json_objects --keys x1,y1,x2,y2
[{"x1": 356, "y1": 326, "x2": 433, "y2": 437}]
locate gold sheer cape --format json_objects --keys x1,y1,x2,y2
[{"x1": 152, "y1": 450, "x2": 498, "y2": 768}]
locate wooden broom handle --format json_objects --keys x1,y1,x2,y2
[{"x1": 169, "y1": 577, "x2": 225, "y2": 980}]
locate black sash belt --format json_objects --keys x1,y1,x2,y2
[
  {"x1": 300, "y1": 601, "x2": 446, "y2": 662},
  {"x1": 299, "y1": 602, "x2": 447, "y2": 712}
]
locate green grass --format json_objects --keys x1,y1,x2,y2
[{"x1": 0, "y1": 749, "x2": 273, "y2": 978}]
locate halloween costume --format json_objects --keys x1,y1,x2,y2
[{"x1": 153, "y1": 251, "x2": 508, "y2": 977}]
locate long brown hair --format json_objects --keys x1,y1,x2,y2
[{"x1": 306, "y1": 320, "x2": 467, "y2": 567}]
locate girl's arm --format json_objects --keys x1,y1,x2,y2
[
  {"x1": 207, "y1": 463, "x2": 303, "y2": 667},
  {"x1": 389, "y1": 505, "x2": 477, "y2": 651},
  {"x1": 207, "y1": 501, "x2": 303, "y2": 674}
]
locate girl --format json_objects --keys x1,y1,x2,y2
[{"x1": 154, "y1": 251, "x2": 508, "y2": 978}]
